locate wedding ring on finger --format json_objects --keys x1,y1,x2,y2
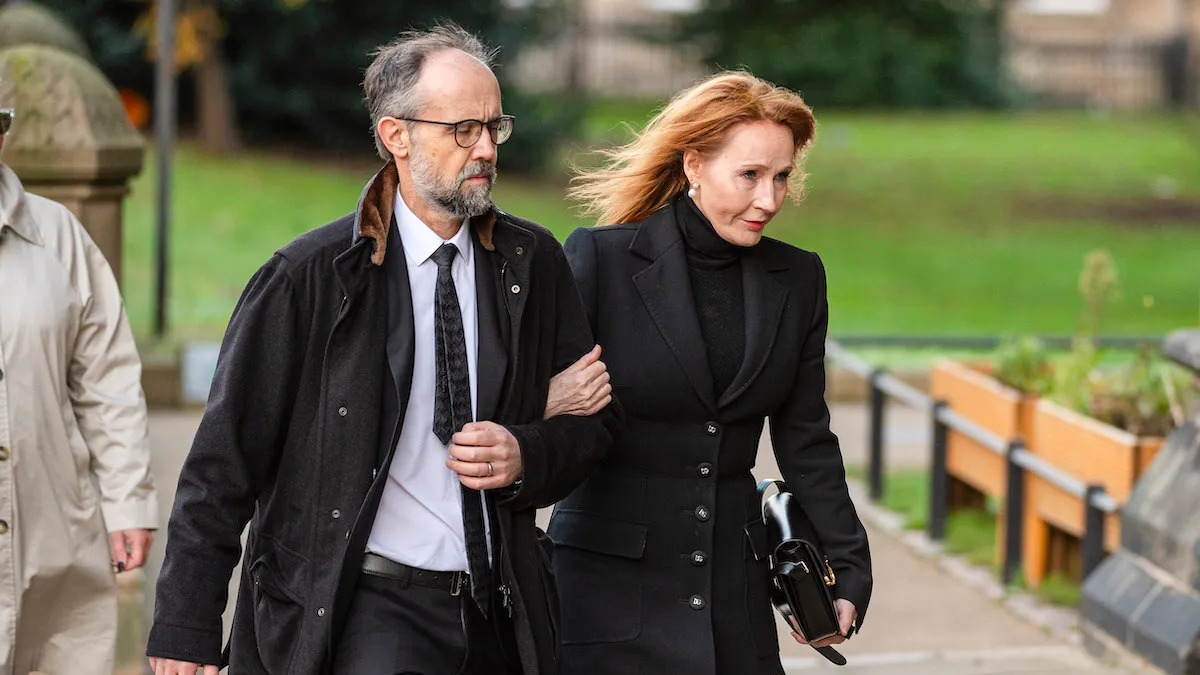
[{"x1": 487, "y1": 461, "x2": 494, "y2": 476}]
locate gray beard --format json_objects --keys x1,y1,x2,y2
[{"x1": 409, "y1": 149, "x2": 497, "y2": 221}]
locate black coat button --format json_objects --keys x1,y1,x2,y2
[
  {"x1": 690, "y1": 594, "x2": 705, "y2": 610},
  {"x1": 697, "y1": 463, "x2": 713, "y2": 478},
  {"x1": 691, "y1": 550, "x2": 707, "y2": 566},
  {"x1": 705, "y1": 422, "x2": 719, "y2": 436},
  {"x1": 695, "y1": 506, "x2": 710, "y2": 522}
]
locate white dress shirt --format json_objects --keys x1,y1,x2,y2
[{"x1": 366, "y1": 188, "x2": 487, "y2": 572}]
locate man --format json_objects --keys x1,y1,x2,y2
[
  {"x1": 0, "y1": 101, "x2": 157, "y2": 674},
  {"x1": 147, "y1": 24, "x2": 620, "y2": 675}
]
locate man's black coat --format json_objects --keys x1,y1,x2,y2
[{"x1": 147, "y1": 162, "x2": 620, "y2": 674}]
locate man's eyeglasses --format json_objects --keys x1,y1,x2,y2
[
  {"x1": 401, "y1": 115, "x2": 514, "y2": 149},
  {"x1": 0, "y1": 109, "x2": 13, "y2": 136}
]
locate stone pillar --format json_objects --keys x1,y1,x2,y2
[
  {"x1": 0, "y1": 2, "x2": 92, "y2": 59},
  {"x1": 0, "y1": 45, "x2": 144, "y2": 287},
  {"x1": 1081, "y1": 329, "x2": 1200, "y2": 675}
]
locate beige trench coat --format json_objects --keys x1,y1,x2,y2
[{"x1": 0, "y1": 165, "x2": 156, "y2": 675}]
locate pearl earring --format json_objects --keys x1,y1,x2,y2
[{"x1": 687, "y1": 183, "x2": 698, "y2": 199}]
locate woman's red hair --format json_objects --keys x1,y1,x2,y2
[{"x1": 570, "y1": 71, "x2": 816, "y2": 226}]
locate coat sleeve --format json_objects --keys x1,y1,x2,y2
[
  {"x1": 146, "y1": 254, "x2": 305, "y2": 664},
  {"x1": 66, "y1": 218, "x2": 157, "y2": 533},
  {"x1": 562, "y1": 226, "x2": 599, "y2": 330},
  {"x1": 768, "y1": 251, "x2": 873, "y2": 627},
  {"x1": 500, "y1": 233, "x2": 622, "y2": 511}
]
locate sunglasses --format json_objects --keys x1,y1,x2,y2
[{"x1": 0, "y1": 109, "x2": 13, "y2": 136}]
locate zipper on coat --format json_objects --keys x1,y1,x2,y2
[
  {"x1": 496, "y1": 521, "x2": 514, "y2": 618},
  {"x1": 500, "y1": 261, "x2": 511, "y2": 313},
  {"x1": 499, "y1": 260, "x2": 523, "y2": 411}
]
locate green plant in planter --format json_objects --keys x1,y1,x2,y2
[
  {"x1": 1049, "y1": 249, "x2": 1115, "y2": 413},
  {"x1": 995, "y1": 335, "x2": 1052, "y2": 395},
  {"x1": 1052, "y1": 337, "x2": 1100, "y2": 415},
  {"x1": 1048, "y1": 248, "x2": 1195, "y2": 436},
  {"x1": 1087, "y1": 346, "x2": 1195, "y2": 437},
  {"x1": 1078, "y1": 249, "x2": 1120, "y2": 340}
]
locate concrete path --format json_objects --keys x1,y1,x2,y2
[
  {"x1": 829, "y1": 402, "x2": 932, "y2": 471},
  {"x1": 783, "y1": 646, "x2": 1104, "y2": 674},
  {"x1": 127, "y1": 403, "x2": 1124, "y2": 674}
]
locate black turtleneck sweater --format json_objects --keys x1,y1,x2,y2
[{"x1": 676, "y1": 196, "x2": 745, "y2": 399}]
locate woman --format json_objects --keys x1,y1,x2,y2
[
  {"x1": 0, "y1": 107, "x2": 157, "y2": 674},
  {"x1": 546, "y1": 72, "x2": 872, "y2": 674}
]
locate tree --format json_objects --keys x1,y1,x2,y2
[
  {"x1": 682, "y1": 0, "x2": 1009, "y2": 108},
  {"x1": 37, "y1": 0, "x2": 580, "y2": 173},
  {"x1": 136, "y1": 0, "x2": 241, "y2": 154}
]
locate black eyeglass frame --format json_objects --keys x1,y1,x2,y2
[{"x1": 400, "y1": 115, "x2": 514, "y2": 148}]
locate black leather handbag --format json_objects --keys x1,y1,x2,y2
[{"x1": 745, "y1": 478, "x2": 848, "y2": 667}]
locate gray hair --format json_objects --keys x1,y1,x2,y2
[{"x1": 363, "y1": 23, "x2": 498, "y2": 160}]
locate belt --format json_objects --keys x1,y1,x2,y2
[{"x1": 361, "y1": 553, "x2": 469, "y2": 596}]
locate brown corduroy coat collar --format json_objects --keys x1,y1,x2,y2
[{"x1": 352, "y1": 160, "x2": 499, "y2": 266}]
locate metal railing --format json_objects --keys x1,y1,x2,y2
[
  {"x1": 830, "y1": 334, "x2": 1161, "y2": 351},
  {"x1": 827, "y1": 340, "x2": 1119, "y2": 584}
]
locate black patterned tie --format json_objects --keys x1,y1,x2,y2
[{"x1": 431, "y1": 243, "x2": 491, "y2": 616}]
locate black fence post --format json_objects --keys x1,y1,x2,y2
[
  {"x1": 928, "y1": 401, "x2": 949, "y2": 541},
  {"x1": 868, "y1": 368, "x2": 887, "y2": 502},
  {"x1": 1003, "y1": 440, "x2": 1027, "y2": 587},
  {"x1": 1162, "y1": 33, "x2": 1189, "y2": 109},
  {"x1": 1082, "y1": 484, "x2": 1109, "y2": 579}
]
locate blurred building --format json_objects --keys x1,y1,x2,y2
[
  {"x1": 514, "y1": 0, "x2": 1198, "y2": 109},
  {"x1": 1006, "y1": 0, "x2": 1197, "y2": 108},
  {"x1": 512, "y1": 0, "x2": 706, "y2": 97}
]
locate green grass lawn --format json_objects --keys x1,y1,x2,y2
[
  {"x1": 874, "y1": 470, "x2": 999, "y2": 571},
  {"x1": 847, "y1": 467, "x2": 992, "y2": 560},
  {"x1": 122, "y1": 109, "x2": 1200, "y2": 343}
]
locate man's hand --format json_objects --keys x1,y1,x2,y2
[
  {"x1": 149, "y1": 657, "x2": 218, "y2": 675},
  {"x1": 544, "y1": 345, "x2": 611, "y2": 419},
  {"x1": 110, "y1": 529, "x2": 153, "y2": 573},
  {"x1": 789, "y1": 598, "x2": 857, "y2": 649},
  {"x1": 446, "y1": 421, "x2": 523, "y2": 490}
]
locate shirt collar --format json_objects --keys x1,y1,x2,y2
[
  {"x1": 0, "y1": 164, "x2": 42, "y2": 246},
  {"x1": 394, "y1": 186, "x2": 472, "y2": 267}
]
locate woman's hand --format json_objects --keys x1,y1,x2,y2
[
  {"x1": 544, "y1": 345, "x2": 612, "y2": 419},
  {"x1": 790, "y1": 598, "x2": 857, "y2": 648}
]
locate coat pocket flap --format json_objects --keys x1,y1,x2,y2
[
  {"x1": 250, "y1": 551, "x2": 304, "y2": 605},
  {"x1": 548, "y1": 510, "x2": 648, "y2": 559}
]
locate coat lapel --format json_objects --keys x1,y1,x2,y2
[
  {"x1": 718, "y1": 246, "x2": 789, "y2": 408},
  {"x1": 473, "y1": 228, "x2": 507, "y2": 422},
  {"x1": 381, "y1": 217, "x2": 416, "y2": 463},
  {"x1": 631, "y1": 207, "x2": 718, "y2": 414}
]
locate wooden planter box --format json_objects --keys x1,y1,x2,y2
[
  {"x1": 931, "y1": 360, "x2": 1040, "y2": 570},
  {"x1": 1022, "y1": 399, "x2": 1165, "y2": 586},
  {"x1": 931, "y1": 360, "x2": 1038, "y2": 500}
]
